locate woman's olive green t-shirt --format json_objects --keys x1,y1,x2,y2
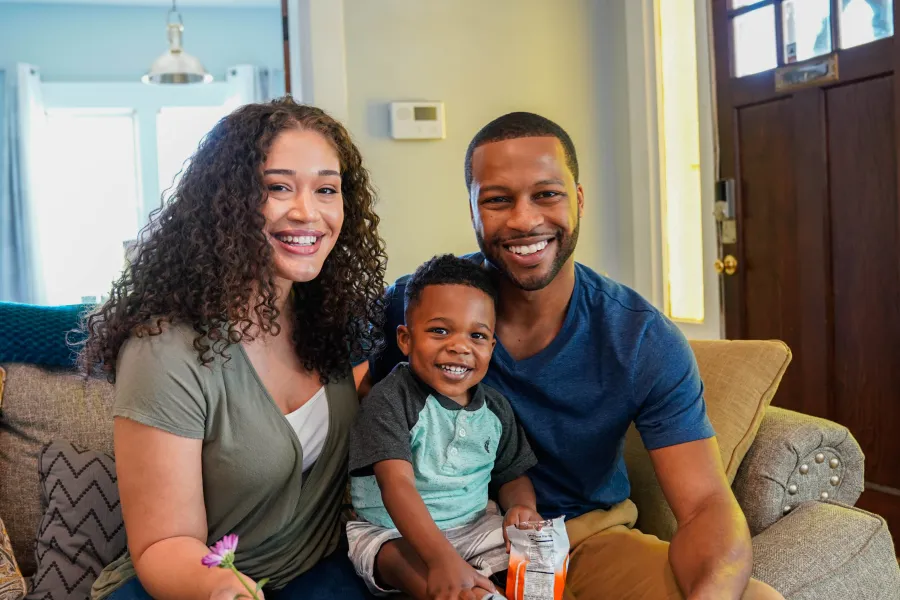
[{"x1": 91, "y1": 324, "x2": 357, "y2": 599}]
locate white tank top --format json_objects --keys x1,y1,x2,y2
[{"x1": 283, "y1": 386, "x2": 329, "y2": 472}]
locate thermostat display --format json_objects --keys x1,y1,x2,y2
[
  {"x1": 414, "y1": 106, "x2": 437, "y2": 121},
  {"x1": 390, "y1": 102, "x2": 445, "y2": 140}
]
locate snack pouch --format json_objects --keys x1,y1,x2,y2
[{"x1": 505, "y1": 517, "x2": 569, "y2": 600}]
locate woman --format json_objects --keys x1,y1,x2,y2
[{"x1": 81, "y1": 98, "x2": 385, "y2": 600}]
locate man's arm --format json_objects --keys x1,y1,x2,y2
[
  {"x1": 353, "y1": 362, "x2": 372, "y2": 398},
  {"x1": 368, "y1": 281, "x2": 409, "y2": 385},
  {"x1": 630, "y1": 314, "x2": 749, "y2": 597},
  {"x1": 649, "y1": 437, "x2": 752, "y2": 599}
]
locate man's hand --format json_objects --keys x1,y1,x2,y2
[
  {"x1": 424, "y1": 549, "x2": 496, "y2": 600},
  {"x1": 502, "y1": 505, "x2": 544, "y2": 552}
]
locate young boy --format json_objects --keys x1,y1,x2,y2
[{"x1": 347, "y1": 255, "x2": 541, "y2": 599}]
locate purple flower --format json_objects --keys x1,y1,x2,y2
[{"x1": 201, "y1": 534, "x2": 239, "y2": 568}]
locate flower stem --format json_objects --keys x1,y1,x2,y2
[{"x1": 229, "y1": 564, "x2": 261, "y2": 600}]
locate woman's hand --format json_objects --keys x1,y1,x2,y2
[
  {"x1": 425, "y1": 550, "x2": 496, "y2": 600},
  {"x1": 502, "y1": 505, "x2": 544, "y2": 552},
  {"x1": 207, "y1": 566, "x2": 265, "y2": 600},
  {"x1": 209, "y1": 585, "x2": 265, "y2": 600}
]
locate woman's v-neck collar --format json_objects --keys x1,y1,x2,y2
[{"x1": 236, "y1": 342, "x2": 337, "y2": 484}]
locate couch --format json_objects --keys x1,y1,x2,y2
[{"x1": 1, "y1": 336, "x2": 899, "y2": 599}]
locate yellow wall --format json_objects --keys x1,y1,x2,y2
[{"x1": 343, "y1": 0, "x2": 628, "y2": 282}]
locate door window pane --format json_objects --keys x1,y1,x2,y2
[
  {"x1": 783, "y1": 0, "x2": 833, "y2": 63},
  {"x1": 839, "y1": 0, "x2": 893, "y2": 49},
  {"x1": 733, "y1": 5, "x2": 778, "y2": 77}
]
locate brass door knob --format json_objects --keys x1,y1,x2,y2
[{"x1": 714, "y1": 255, "x2": 738, "y2": 275}]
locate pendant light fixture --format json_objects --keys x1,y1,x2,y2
[{"x1": 142, "y1": 0, "x2": 212, "y2": 85}]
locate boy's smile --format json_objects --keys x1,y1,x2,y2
[{"x1": 398, "y1": 284, "x2": 496, "y2": 405}]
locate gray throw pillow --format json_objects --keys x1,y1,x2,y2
[{"x1": 27, "y1": 441, "x2": 126, "y2": 600}]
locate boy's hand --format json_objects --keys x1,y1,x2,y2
[
  {"x1": 503, "y1": 505, "x2": 544, "y2": 552},
  {"x1": 425, "y1": 550, "x2": 497, "y2": 600}
]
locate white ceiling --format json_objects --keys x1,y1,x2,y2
[{"x1": 0, "y1": 0, "x2": 278, "y2": 7}]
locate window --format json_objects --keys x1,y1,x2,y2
[
  {"x1": 156, "y1": 106, "x2": 232, "y2": 196},
  {"x1": 733, "y1": 4, "x2": 778, "y2": 77},
  {"x1": 658, "y1": 0, "x2": 705, "y2": 323},
  {"x1": 29, "y1": 78, "x2": 241, "y2": 305},
  {"x1": 840, "y1": 0, "x2": 894, "y2": 49},
  {"x1": 35, "y1": 109, "x2": 141, "y2": 305},
  {"x1": 729, "y1": 0, "x2": 894, "y2": 78},
  {"x1": 782, "y1": 0, "x2": 832, "y2": 63}
]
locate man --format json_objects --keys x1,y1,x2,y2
[{"x1": 367, "y1": 112, "x2": 783, "y2": 599}]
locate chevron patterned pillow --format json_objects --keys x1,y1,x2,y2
[{"x1": 28, "y1": 441, "x2": 126, "y2": 600}]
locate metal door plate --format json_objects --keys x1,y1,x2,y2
[{"x1": 721, "y1": 219, "x2": 737, "y2": 244}]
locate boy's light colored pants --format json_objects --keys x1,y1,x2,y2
[
  {"x1": 347, "y1": 501, "x2": 509, "y2": 596},
  {"x1": 564, "y1": 499, "x2": 686, "y2": 599}
]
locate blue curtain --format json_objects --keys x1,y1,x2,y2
[{"x1": 0, "y1": 68, "x2": 36, "y2": 303}]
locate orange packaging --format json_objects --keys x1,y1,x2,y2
[{"x1": 505, "y1": 517, "x2": 569, "y2": 600}]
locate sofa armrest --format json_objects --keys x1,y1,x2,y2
[
  {"x1": 750, "y1": 502, "x2": 900, "y2": 599},
  {"x1": 732, "y1": 406, "x2": 864, "y2": 536}
]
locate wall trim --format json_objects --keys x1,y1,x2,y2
[
  {"x1": 625, "y1": 0, "x2": 664, "y2": 311},
  {"x1": 286, "y1": 0, "x2": 349, "y2": 123}
]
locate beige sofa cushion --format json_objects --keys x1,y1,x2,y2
[
  {"x1": 0, "y1": 364, "x2": 115, "y2": 576},
  {"x1": 625, "y1": 340, "x2": 792, "y2": 541}
]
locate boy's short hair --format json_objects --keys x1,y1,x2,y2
[
  {"x1": 404, "y1": 255, "x2": 499, "y2": 318},
  {"x1": 464, "y1": 111, "x2": 579, "y2": 189}
]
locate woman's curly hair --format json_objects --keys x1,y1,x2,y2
[{"x1": 80, "y1": 97, "x2": 387, "y2": 383}]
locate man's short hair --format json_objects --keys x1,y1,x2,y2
[
  {"x1": 404, "y1": 254, "x2": 499, "y2": 318},
  {"x1": 464, "y1": 112, "x2": 579, "y2": 189}
]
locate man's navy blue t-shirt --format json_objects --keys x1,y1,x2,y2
[{"x1": 369, "y1": 256, "x2": 715, "y2": 520}]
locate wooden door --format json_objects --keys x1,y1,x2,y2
[{"x1": 712, "y1": 0, "x2": 900, "y2": 549}]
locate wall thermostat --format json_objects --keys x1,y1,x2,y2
[{"x1": 390, "y1": 102, "x2": 446, "y2": 140}]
